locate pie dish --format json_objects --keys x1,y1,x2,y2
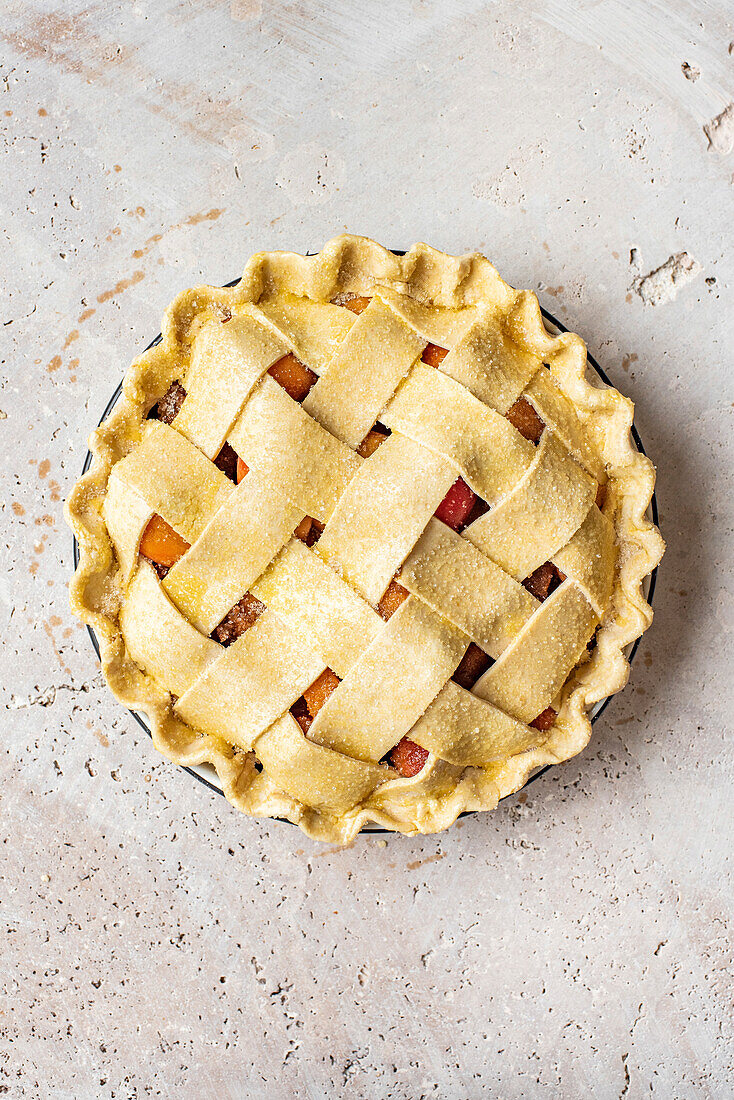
[{"x1": 65, "y1": 234, "x2": 664, "y2": 843}]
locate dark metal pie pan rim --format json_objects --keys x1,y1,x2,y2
[{"x1": 71, "y1": 266, "x2": 659, "y2": 832}]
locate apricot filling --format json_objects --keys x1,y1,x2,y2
[
  {"x1": 340, "y1": 295, "x2": 372, "y2": 315},
  {"x1": 357, "y1": 426, "x2": 390, "y2": 458},
  {"x1": 377, "y1": 579, "x2": 409, "y2": 621},
  {"x1": 292, "y1": 667, "x2": 340, "y2": 733},
  {"x1": 268, "y1": 353, "x2": 317, "y2": 402},
  {"x1": 421, "y1": 343, "x2": 449, "y2": 368},
  {"x1": 139, "y1": 515, "x2": 190, "y2": 570},
  {"x1": 388, "y1": 737, "x2": 429, "y2": 778},
  {"x1": 506, "y1": 397, "x2": 544, "y2": 444}
]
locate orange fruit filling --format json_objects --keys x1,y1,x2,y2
[
  {"x1": 268, "y1": 353, "x2": 318, "y2": 402},
  {"x1": 139, "y1": 515, "x2": 190, "y2": 568},
  {"x1": 506, "y1": 397, "x2": 544, "y2": 444},
  {"x1": 389, "y1": 737, "x2": 429, "y2": 777},
  {"x1": 357, "y1": 427, "x2": 389, "y2": 458},
  {"x1": 341, "y1": 295, "x2": 372, "y2": 315},
  {"x1": 303, "y1": 668, "x2": 340, "y2": 718},
  {"x1": 377, "y1": 579, "x2": 409, "y2": 621},
  {"x1": 421, "y1": 343, "x2": 449, "y2": 367}
]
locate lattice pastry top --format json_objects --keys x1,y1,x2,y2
[{"x1": 65, "y1": 235, "x2": 664, "y2": 842}]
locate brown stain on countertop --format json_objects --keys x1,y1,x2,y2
[
  {"x1": 406, "y1": 851, "x2": 446, "y2": 870},
  {"x1": 96, "y1": 270, "x2": 145, "y2": 304},
  {"x1": 312, "y1": 841, "x2": 356, "y2": 859},
  {"x1": 1, "y1": 11, "x2": 135, "y2": 78},
  {"x1": 132, "y1": 208, "x2": 224, "y2": 259},
  {"x1": 87, "y1": 719, "x2": 110, "y2": 748},
  {"x1": 42, "y1": 204, "x2": 224, "y2": 382}
]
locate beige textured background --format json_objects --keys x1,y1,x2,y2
[{"x1": 1, "y1": 1, "x2": 732, "y2": 1097}]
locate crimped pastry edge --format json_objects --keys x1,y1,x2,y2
[{"x1": 65, "y1": 234, "x2": 664, "y2": 843}]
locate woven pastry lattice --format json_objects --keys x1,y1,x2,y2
[{"x1": 66, "y1": 236, "x2": 663, "y2": 841}]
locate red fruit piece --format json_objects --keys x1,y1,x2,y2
[
  {"x1": 434, "y1": 477, "x2": 477, "y2": 531},
  {"x1": 389, "y1": 737, "x2": 429, "y2": 778}
]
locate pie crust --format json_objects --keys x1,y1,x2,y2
[{"x1": 65, "y1": 234, "x2": 664, "y2": 842}]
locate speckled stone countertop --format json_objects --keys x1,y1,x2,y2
[{"x1": 1, "y1": 2, "x2": 732, "y2": 1097}]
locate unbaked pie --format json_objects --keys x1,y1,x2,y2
[{"x1": 65, "y1": 235, "x2": 664, "y2": 842}]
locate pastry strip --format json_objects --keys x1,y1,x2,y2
[
  {"x1": 102, "y1": 473, "x2": 153, "y2": 585},
  {"x1": 308, "y1": 596, "x2": 468, "y2": 763},
  {"x1": 315, "y1": 432, "x2": 457, "y2": 606},
  {"x1": 464, "y1": 431, "x2": 596, "y2": 580},
  {"x1": 408, "y1": 680, "x2": 541, "y2": 767},
  {"x1": 174, "y1": 608, "x2": 325, "y2": 750},
  {"x1": 523, "y1": 366, "x2": 603, "y2": 478},
  {"x1": 228, "y1": 375, "x2": 362, "y2": 523},
  {"x1": 437, "y1": 309, "x2": 542, "y2": 412},
  {"x1": 552, "y1": 505, "x2": 615, "y2": 617},
  {"x1": 373, "y1": 287, "x2": 479, "y2": 346},
  {"x1": 119, "y1": 562, "x2": 221, "y2": 697},
  {"x1": 110, "y1": 421, "x2": 234, "y2": 544},
  {"x1": 174, "y1": 314, "x2": 289, "y2": 459},
  {"x1": 382, "y1": 361, "x2": 535, "y2": 504},
  {"x1": 399, "y1": 518, "x2": 538, "y2": 658},
  {"x1": 255, "y1": 292, "x2": 356, "y2": 375},
  {"x1": 250, "y1": 538, "x2": 384, "y2": 678},
  {"x1": 302, "y1": 297, "x2": 425, "y2": 447},
  {"x1": 254, "y1": 713, "x2": 386, "y2": 813},
  {"x1": 473, "y1": 579, "x2": 598, "y2": 723},
  {"x1": 163, "y1": 470, "x2": 303, "y2": 635}
]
